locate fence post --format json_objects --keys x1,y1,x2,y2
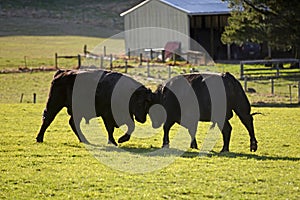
[
  {"x1": 271, "y1": 79, "x2": 274, "y2": 95},
  {"x1": 173, "y1": 53, "x2": 176, "y2": 66},
  {"x1": 104, "y1": 46, "x2": 106, "y2": 57},
  {"x1": 55, "y1": 53, "x2": 58, "y2": 69},
  {"x1": 100, "y1": 55, "x2": 103, "y2": 69},
  {"x1": 244, "y1": 76, "x2": 248, "y2": 92},
  {"x1": 110, "y1": 54, "x2": 113, "y2": 70},
  {"x1": 298, "y1": 81, "x2": 300, "y2": 104},
  {"x1": 147, "y1": 60, "x2": 150, "y2": 77},
  {"x1": 276, "y1": 64, "x2": 280, "y2": 77},
  {"x1": 84, "y1": 44, "x2": 87, "y2": 55},
  {"x1": 150, "y1": 49, "x2": 153, "y2": 61},
  {"x1": 240, "y1": 62, "x2": 244, "y2": 80},
  {"x1": 33, "y1": 93, "x2": 36, "y2": 104},
  {"x1": 77, "y1": 54, "x2": 81, "y2": 69},
  {"x1": 289, "y1": 84, "x2": 292, "y2": 104},
  {"x1": 24, "y1": 56, "x2": 27, "y2": 68},
  {"x1": 127, "y1": 48, "x2": 130, "y2": 60},
  {"x1": 125, "y1": 59, "x2": 128, "y2": 73},
  {"x1": 20, "y1": 93, "x2": 24, "y2": 103},
  {"x1": 139, "y1": 53, "x2": 143, "y2": 66},
  {"x1": 168, "y1": 65, "x2": 171, "y2": 79},
  {"x1": 162, "y1": 50, "x2": 165, "y2": 63}
]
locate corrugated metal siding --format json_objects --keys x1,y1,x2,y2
[{"x1": 124, "y1": 0, "x2": 190, "y2": 54}]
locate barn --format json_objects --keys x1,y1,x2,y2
[{"x1": 120, "y1": 0, "x2": 231, "y2": 61}]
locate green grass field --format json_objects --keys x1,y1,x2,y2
[
  {"x1": 0, "y1": 103, "x2": 299, "y2": 199},
  {"x1": 0, "y1": 35, "x2": 299, "y2": 199},
  {"x1": 0, "y1": 36, "x2": 104, "y2": 70}
]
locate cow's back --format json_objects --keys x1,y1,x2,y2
[{"x1": 166, "y1": 72, "x2": 239, "y2": 121}]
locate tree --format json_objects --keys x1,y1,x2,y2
[{"x1": 222, "y1": 0, "x2": 300, "y2": 58}]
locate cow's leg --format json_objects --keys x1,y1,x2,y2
[
  {"x1": 68, "y1": 116, "x2": 89, "y2": 144},
  {"x1": 238, "y1": 114, "x2": 258, "y2": 152},
  {"x1": 162, "y1": 121, "x2": 175, "y2": 148},
  {"x1": 188, "y1": 124, "x2": 198, "y2": 149},
  {"x1": 103, "y1": 118, "x2": 117, "y2": 146},
  {"x1": 36, "y1": 108, "x2": 61, "y2": 142},
  {"x1": 219, "y1": 120, "x2": 232, "y2": 152},
  {"x1": 118, "y1": 121, "x2": 135, "y2": 143}
]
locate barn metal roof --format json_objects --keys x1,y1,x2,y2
[
  {"x1": 161, "y1": 0, "x2": 231, "y2": 15},
  {"x1": 120, "y1": 0, "x2": 231, "y2": 16}
]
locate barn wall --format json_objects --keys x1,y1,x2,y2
[{"x1": 124, "y1": 0, "x2": 190, "y2": 55}]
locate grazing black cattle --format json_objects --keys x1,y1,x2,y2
[
  {"x1": 148, "y1": 72, "x2": 258, "y2": 152},
  {"x1": 36, "y1": 69, "x2": 152, "y2": 145}
]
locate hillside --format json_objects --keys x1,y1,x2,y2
[{"x1": 0, "y1": 0, "x2": 143, "y2": 37}]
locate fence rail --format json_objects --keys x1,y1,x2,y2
[
  {"x1": 240, "y1": 59, "x2": 300, "y2": 103},
  {"x1": 240, "y1": 58, "x2": 300, "y2": 80},
  {"x1": 55, "y1": 53, "x2": 81, "y2": 69}
]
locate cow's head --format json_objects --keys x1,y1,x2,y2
[
  {"x1": 130, "y1": 86, "x2": 153, "y2": 123},
  {"x1": 148, "y1": 84, "x2": 166, "y2": 128}
]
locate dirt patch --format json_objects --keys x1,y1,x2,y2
[{"x1": 0, "y1": 66, "x2": 58, "y2": 74}]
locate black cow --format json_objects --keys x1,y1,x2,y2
[
  {"x1": 148, "y1": 72, "x2": 258, "y2": 152},
  {"x1": 36, "y1": 69, "x2": 152, "y2": 145}
]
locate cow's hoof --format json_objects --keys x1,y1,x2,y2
[
  {"x1": 36, "y1": 138, "x2": 43, "y2": 143},
  {"x1": 108, "y1": 140, "x2": 118, "y2": 146},
  {"x1": 118, "y1": 134, "x2": 131, "y2": 143},
  {"x1": 162, "y1": 144, "x2": 169, "y2": 148},
  {"x1": 250, "y1": 141, "x2": 258, "y2": 152},
  {"x1": 250, "y1": 144, "x2": 257, "y2": 152},
  {"x1": 190, "y1": 142, "x2": 198, "y2": 149},
  {"x1": 220, "y1": 148, "x2": 229, "y2": 153}
]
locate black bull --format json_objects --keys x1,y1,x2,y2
[
  {"x1": 36, "y1": 69, "x2": 152, "y2": 145},
  {"x1": 147, "y1": 72, "x2": 258, "y2": 152}
]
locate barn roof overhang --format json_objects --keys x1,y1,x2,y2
[
  {"x1": 120, "y1": 0, "x2": 231, "y2": 17},
  {"x1": 120, "y1": 0, "x2": 151, "y2": 17}
]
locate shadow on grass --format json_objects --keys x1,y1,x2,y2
[
  {"x1": 210, "y1": 151, "x2": 300, "y2": 161},
  {"x1": 91, "y1": 144, "x2": 300, "y2": 161},
  {"x1": 252, "y1": 102, "x2": 300, "y2": 108},
  {"x1": 86, "y1": 143, "x2": 300, "y2": 161}
]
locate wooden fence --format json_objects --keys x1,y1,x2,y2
[
  {"x1": 240, "y1": 58, "x2": 300, "y2": 103},
  {"x1": 55, "y1": 53, "x2": 81, "y2": 69},
  {"x1": 240, "y1": 58, "x2": 300, "y2": 80}
]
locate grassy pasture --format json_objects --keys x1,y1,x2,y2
[
  {"x1": 0, "y1": 71, "x2": 299, "y2": 199},
  {"x1": 0, "y1": 35, "x2": 299, "y2": 199},
  {"x1": 0, "y1": 36, "x2": 104, "y2": 70},
  {"x1": 0, "y1": 103, "x2": 299, "y2": 199}
]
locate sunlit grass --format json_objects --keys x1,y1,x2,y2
[
  {"x1": 0, "y1": 103, "x2": 299, "y2": 199},
  {"x1": 0, "y1": 36, "x2": 105, "y2": 69}
]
